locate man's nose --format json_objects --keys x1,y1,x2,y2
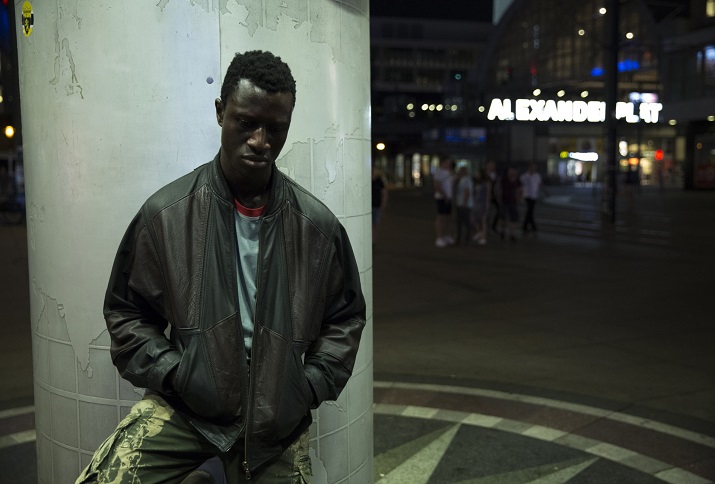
[{"x1": 248, "y1": 126, "x2": 269, "y2": 152}]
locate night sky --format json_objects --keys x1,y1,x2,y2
[{"x1": 371, "y1": 0, "x2": 494, "y2": 23}]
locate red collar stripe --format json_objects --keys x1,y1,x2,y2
[{"x1": 234, "y1": 199, "x2": 266, "y2": 217}]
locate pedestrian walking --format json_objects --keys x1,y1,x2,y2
[
  {"x1": 454, "y1": 166, "x2": 474, "y2": 245},
  {"x1": 434, "y1": 157, "x2": 455, "y2": 247},
  {"x1": 486, "y1": 161, "x2": 501, "y2": 233},
  {"x1": 520, "y1": 162, "x2": 545, "y2": 234},
  {"x1": 372, "y1": 166, "x2": 388, "y2": 247},
  {"x1": 496, "y1": 166, "x2": 522, "y2": 241},
  {"x1": 471, "y1": 168, "x2": 490, "y2": 245}
]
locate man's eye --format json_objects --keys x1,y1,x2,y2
[
  {"x1": 237, "y1": 118, "x2": 259, "y2": 129},
  {"x1": 267, "y1": 124, "x2": 288, "y2": 133}
]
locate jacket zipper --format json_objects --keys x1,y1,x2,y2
[
  {"x1": 243, "y1": 356, "x2": 254, "y2": 480},
  {"x1": 243, "y1": 216, "x2": 265, "y2": 480}
]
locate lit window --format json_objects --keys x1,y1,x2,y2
[{"x1": 708, "y1": 0, "x2": 714, "y2": 17}]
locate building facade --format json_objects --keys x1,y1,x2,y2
[
  {"x1": 370, "y1": 12, "x2": 493, "y2": 187},
  {"x1": 371, "y1": 0, "x2": 715, "y2": 190}
]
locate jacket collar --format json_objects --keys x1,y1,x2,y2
[{"x1": 209, "y1": 152, "x2": 285, "y2": 216}]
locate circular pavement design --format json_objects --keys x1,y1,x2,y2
[{"x1": 373, "y1": 381, "x2": 714, "y2": 483}]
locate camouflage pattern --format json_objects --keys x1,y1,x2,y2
[
  {"x1": 76, "y1": 394, "x2": 216, "y2": 484},
  {"x1": 76, "y1": 394, "x2": 312, "y2": 483}
]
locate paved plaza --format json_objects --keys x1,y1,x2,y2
[{"x1": 1, "y1": 184, "x2": 714, "y2": 482}]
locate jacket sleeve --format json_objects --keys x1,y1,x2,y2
[
  {"x1": 103, "y1": 209, "x2": 182, "y2": 394},
  {"x1": 304, "y1": 222, "x2": 366, "y2": 407}
]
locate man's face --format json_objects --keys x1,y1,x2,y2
[{"x1": 215, "y1": 79, "x2": 293, "y2": 191}]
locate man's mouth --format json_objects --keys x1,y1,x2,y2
[{"x1": 242, "y1": 155, "x2": 270, "y2": 164}]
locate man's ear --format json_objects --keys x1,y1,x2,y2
[{"x1": 215, "y1": 98, "x2": 224, "y2": 127}]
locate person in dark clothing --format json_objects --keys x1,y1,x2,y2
[
  {"x1": 372, "y1": 166, "x2": 388, "y2": 246},
  {"x1": 486, "y1": 161, "x2": 501, "y2": 232},
  {"x1": 77, "y1": 50, "x2": 366, "y2": 484},
  {"x1": 496, "y1": 166, "x2": 522, "y2": 241}
]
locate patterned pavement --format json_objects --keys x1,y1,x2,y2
[{"x1": 2, "y1": 184, "x2": 715, "y2": 483}]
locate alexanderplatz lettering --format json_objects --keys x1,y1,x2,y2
[{"x1": 487, "y1": 98, "x2": 663, "y2": 124}]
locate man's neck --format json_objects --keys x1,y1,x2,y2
[{"x1": 232, "y1": 184, "x2": 270, "y2": 209}]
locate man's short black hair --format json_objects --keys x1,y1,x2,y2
[{"x1": 220, "y1": 50, "x2": 296, "y2": 108}]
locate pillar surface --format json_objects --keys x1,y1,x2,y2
[{"x1": 17, "y1": 1, "x2": 372, "y2": 482}]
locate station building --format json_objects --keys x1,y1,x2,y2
[{"x1": 371, "y1": 0, "x2": 715, "y2": 189}]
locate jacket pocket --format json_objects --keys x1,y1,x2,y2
[
  {"x1": 173, "y1": 328, "x2": 240, "y2": 424},
  {"x1": 251, "y1": 327, "x2": 312, "y2": 441},
  {"x1": 274, "y1": 348, "x2": 313, "y2": 440}
]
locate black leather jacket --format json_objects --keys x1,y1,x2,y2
[{"x1": 104, "y1": 154, "x2": 366, "y2": 471}]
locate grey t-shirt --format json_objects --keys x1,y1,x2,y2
[{"x1": 234, "y1": 205, "x2": 263, "y2": 361}]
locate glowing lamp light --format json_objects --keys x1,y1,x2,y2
[
  {"x1": 655, "y1": 149, "x2": 664, "y2": 161},
  {"x1": 557, "y1": 90, "x2": 565, "y2": 98},
  {"x1": 708, "y1": 115, "x2": 715, "y2": 122},
  {"x1": 406, "y1": 103, "x2": 414, "y2": 110},
  {"x1": 560, "y1": 151, "x2": 569, "y2": 159},
  {"x1": 581, "y1": 91, "x2": 589, "y2": 98},
  {"x1": 599, "y1": 7, "x2": 607, "y2": 14},
  {"x1": 4, "y1": 126, "x2": 14, "y2": 139},
  {"x1": 533, "y1": 88, "x2": 541, "y2": 96},
  {"x1": 628, "y1": 157, "x2": 639, "y2": 166},
  {"x1": 376, "y1": 142, "x2": 386, "y2": 151},
  {"x1": 625, "y1": 32, "x2": 634, "y2": 40}
]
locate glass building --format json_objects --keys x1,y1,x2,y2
[
  {"x1": 371, "y1": 0, "x2": 715, "y2": 190},
  {"x1": 479, "y1": 0, "x2": 715, "y2": 189}
]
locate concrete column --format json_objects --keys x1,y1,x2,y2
[{"x1": 17, "y1": 1, "x2": 372, "y2": 482}]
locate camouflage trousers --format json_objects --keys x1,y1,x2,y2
[{"x1": 76, "y1": 394, "x2": 312, "y2": 484}]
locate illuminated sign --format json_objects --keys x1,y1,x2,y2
[
  {"x1": 568, "y1": 152, "x2": 599, "y2": 162},
  {"x1": 487, "y1": 98, "x2": 663, "y2": 124}
]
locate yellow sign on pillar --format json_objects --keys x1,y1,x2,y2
[{"x1": 22, "y1": 2, "x2": 34, "y2": 37}]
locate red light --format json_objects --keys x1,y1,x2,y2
[
  {"x1": 2, "y1": 0, "x2": 8, "y2": 6},
  {"x1": 655, "y1": 149, "x2": 664, "y2": 161}
]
